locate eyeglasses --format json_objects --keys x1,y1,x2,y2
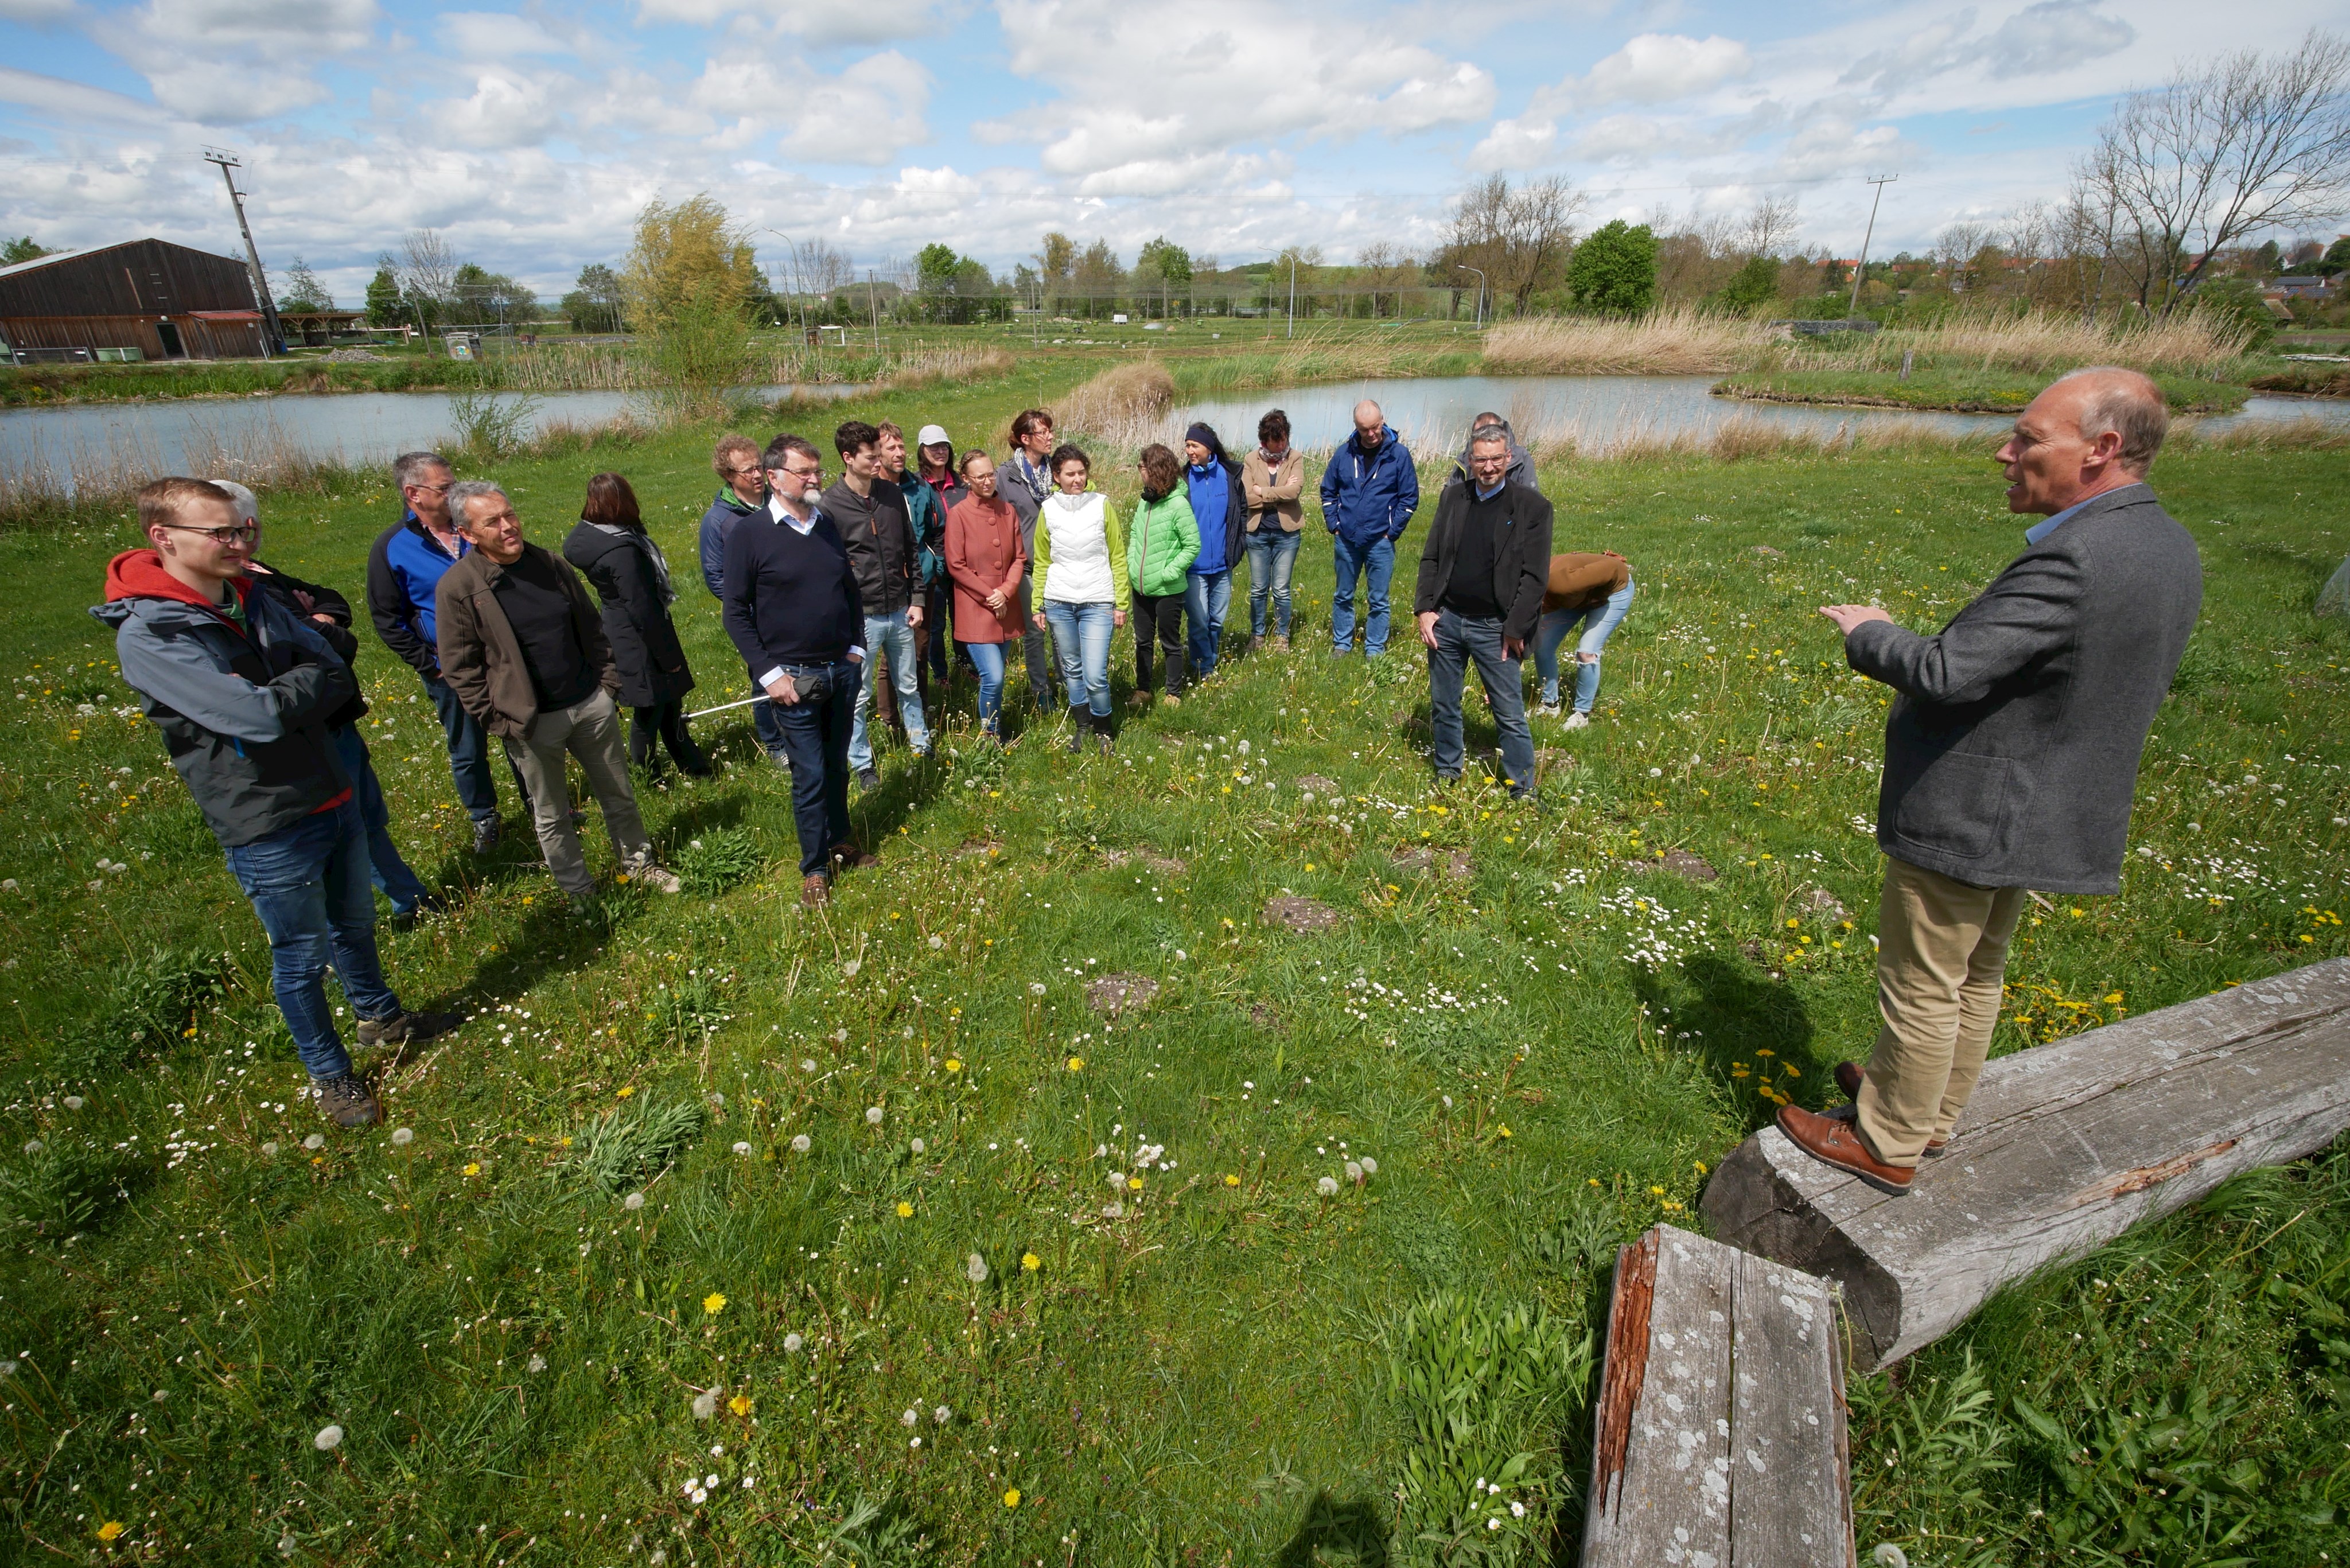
[
  {"x1": 163, "y1": 521, "x2": 258, "y2": 545},
  {"x1": 779, "y1": 465, "x2": 824, "y2": 482},
  {"x1": 407, "y1": 481, "x2": 452, "y2": 496}
]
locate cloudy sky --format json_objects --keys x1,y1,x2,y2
[{"x1": 0, "y1": 0, "x2": 2337, "y2": 304}]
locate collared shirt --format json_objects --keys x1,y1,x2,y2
[
  {"x1": 2025, "y1": 495, "x2": 2102, "y2": 546},
  {"x1": 1475, "y1": 479, "x2": 1505, "y2": 502},
  {"x1": 755, "y1": 493, "x2": 861, "y2": 687}
]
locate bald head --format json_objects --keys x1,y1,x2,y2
[
  {"x1": 1353, "y1": 399, "x2": 1386, "y2": 450},
  {"x1": 1995, "y1": 366, "x2": 2166, "y2": 517}
]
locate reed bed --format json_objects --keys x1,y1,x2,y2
[
  {"x1": 1483, "y1": 308, "x2": 1784, "y2": 376},
  {"x1": 1053, "y1": 359, "x2": 1178, "y2": 453}
]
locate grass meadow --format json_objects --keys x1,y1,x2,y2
[{"x1": 0, "y1": 357, "x2": 2346, "y2": 1566}]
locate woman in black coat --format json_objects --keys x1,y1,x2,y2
[{"x1": 563, "y1": 472, "x2": 711, "y2": 779}]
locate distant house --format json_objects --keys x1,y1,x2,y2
[
  {"x1": 2265, "y1": 275, "x2": 2337, "y2": 301},
  {"x1": 0, "y1": 238, "x2": 270, "y2": 364}
]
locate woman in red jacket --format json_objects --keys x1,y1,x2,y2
[{"x1": 942, "y1": 449, "x2": 1028, "y2": 743}]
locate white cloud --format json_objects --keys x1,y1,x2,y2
[
  {"x1": 772, "y1": 52, "x2": 930, "y2": 165},
  {"x1": 437, "y1": 11, "x2": 575, "y2": 57},
  {"x1": 633, "y1": 0, "x2": 952, "y2": 46},
  {"x1": 1838, "y1": 2, "x2": 2135, "y2": 96},
  {"x1": 100, "y1": 0, "x2": 381, "y2": 124},
  {"x1": 1470, "y1": 32, "x2": 1749, "y2": 170},
  {"x1": 0, "y1": 0, "x2": 77, "y2": 21},
  {"x1": 0, "y1": 64, "x2": 169, "y2": 124},
  {"x1": 440, "y1": 69, "x2": 566, "y2": 150},
  {"x1": 131, "y1": 0, "x2": 379, "y2": 55}
]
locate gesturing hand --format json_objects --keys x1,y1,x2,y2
[
  {"x1": 1818, "y1": 604, "x2": 1893, "y2": 636},
  {"x1": 1416, "y1": 611, "x2": 1440, "y2": 650}
]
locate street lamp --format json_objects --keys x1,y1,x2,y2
[{"x1": 1456, "y1": 266, "x2": 1487, "y2": 330}]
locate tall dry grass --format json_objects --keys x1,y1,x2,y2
[
  {"x1": 1052, "y1": 360, "x2": 1178, "y2": 453},
  {"x1": 1483, "y1": 309, "x2": 1784, "y2": 376}
]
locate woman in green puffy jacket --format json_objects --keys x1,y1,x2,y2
[{"x1": 1126, "y1": 442, "x2": 1200, "y2": 708}]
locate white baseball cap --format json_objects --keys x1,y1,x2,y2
[{"x1": 916, "y1": 424, "x2": 950, "y2": 447}]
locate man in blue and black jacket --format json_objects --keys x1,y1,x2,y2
[
  {"x1": 1319, "y1": 399, "x2": 1420, "y2": 657},
  {"x1": 365, "y1": 449, "x2": 529, "y2": 853}
]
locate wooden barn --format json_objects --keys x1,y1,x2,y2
[{"x1": 0, "y1": 238, "x2": 271, "y2": 363}]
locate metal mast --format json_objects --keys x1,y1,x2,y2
[
  {"x1": 201, "y1": 147, "x2": 283, "y2": 353},
  {"x1": 1847, "y1": 174, "x2": 1896, "y2": 320}
]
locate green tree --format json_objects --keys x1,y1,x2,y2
[
  {"x1": 622, "y1": 194, "x2": 761, "y2": 406},
  {"x1": 363, "y1": 264, "x2": 407, "y2": 327},
  {"x1": 1072, "y1": 238, "x2": 1123, "y2": 318},
  {"x1": 1134, "y1": 236, "x2": 1192, "y2": 317},
  {"x1": 2, "y1": 236, "x2": 53, "y2": 266},
  {"x1": 278, "y1": 256, "x2": 333, "y2": 313},
  {"x1": 560, "y1": 264, "x2": 624, "y2": 332},
  {"x1": 1565, "y1": 220, "x2": 1658, "y2": 314},
  {"x1": 1712, "y1": 254, "x2": 1779, "y2": 315}
]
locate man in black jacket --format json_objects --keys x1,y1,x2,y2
[
  {"x1": 1781, "y1": 367, "x2": 2203, "y2": 1195},
  {"x1": 822, "y1": 420, "x2": 927, "y2": 791},
  {"x1": 725, "y1": 433, "x2": 871, "y2": 908},
  {"x1": 1413, "y1": 429, "x2": 1553, "y2": 801}
]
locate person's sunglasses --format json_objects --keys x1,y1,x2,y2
[{"x1": 164, "y1": 522, "x2": 258, "y2": 545}]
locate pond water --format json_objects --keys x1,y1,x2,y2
[
  {"x1": 1174, "y1": 375, "x2": 2350, "y2": 458},
  {"x1": 0, "y1": 383, "x2": 867, "y2": 484}
]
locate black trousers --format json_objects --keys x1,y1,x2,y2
[
  {"x1": 1131, "y1": 590, "x2": 1186, "y2": 696},
  {"x1": 631, "y1": 698, "x2": 710, "y2": 777}
]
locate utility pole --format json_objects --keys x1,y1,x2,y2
[
  {"x1": 201, "y1": 146, "x2": 283, "y2": 355},
  {"x1": 867, "y1": 269, "x2": 882, "y2": 355},
  {"x1": 1848, "y1": 174, "x2": 1896, "y2": 320},
  {"x1": 1456, "y1": 265, "x2": 1487, "y2": 330},
  {"x1": 1287, "y1": 254, "x2": 1296, "y2": 338}
]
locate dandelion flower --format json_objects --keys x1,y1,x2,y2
[
  {"x1": 527, "y1": 1355, "x2": 546, "y2": 1374},
  {"x1": 21, "y1": 1138, "x2": 40, "y2": 1156},
  {"x1": 97, "y1": 1520, "x2": 125, "y2": 1542},
  {"x1": 390, "y1": 1126, "x2": 414, "y2": 1146},
  {"x1": 261, "y1": 1141, "x2": 278, "y2": 1157},
  {"x1": 733, "y1": 1141, "x2": 753, "y2": 1156},
  {"x1": 896, "y1": 1201, "x2": 913, "y2": 1217},
  {"x1": 313, "y1": 1423, "x2": 344, "y2": 1451},
  {"x1": 1029, "y1": 982, "x2": 1046, "y2": 995},
  {"x1": 790, "y1": 1134, "x2": 811, "y2": 1154},
  {"x1": 1345, "y1": 1161, "x2": 1363, "y2": 1183},
  {"x1": 1359, "y1": 1157, "x2": 1378, "y2": 1176},
  {"x1": 703, "y1": 1291, "x2": 727, "y2": 1316},
  {"x1": 63, "y1": 1096, "x2": 83, "y2": 1111},
  {"x1": 965, "y1": 1254, "x2": 989, "y2": 1284},
  {"x1": 944, "y1": 1058, "x2": 961, "y2": 1073},
  {"x1": 1067, "y1": 1056, "x2": 1084, "y2": 1072},
  {"x1": 933, "y1": 1404, "x2": 952, "y2": 1424},
  {"x1": 692, "y1": 1391, "x2": 718, "y2": 1419},
  {"x1": 302, "y1": 1133, "x2": 325, "y2": 1151},
  {"x1": 1004, "y1": 1488, "x2": 1022, "y2": 1508},
  {"x1": 624, "y1": 1192, "x2": 645, "y2": 1211},
  {"x1": 800, "y1": 1058, "x2": 816, "y2": 1072},
  {"x1": 927, "y1": 935, "x2": 943, "y2": 950},
  {"x1": 729, "y1": 1394, "x2": 753, "y2": 1416},
  {"x1": 866, "y1": 1106, "x2": 885, "y2": 1125},
  {"x1": 1224, "y1": 1173, "x2": 1240, "y2": 1187},
  {"x1": 1127, "y1": 1176, "x2": 1143, "y2": 1191},
  {"x1": 1497, "y1": 1125, "x2": 1511, "y2": 1138},
  {"x1": 784, "y1": 1332, "x2": 806, "y2": 1353},
  {"x1": 1021, "y1": 1252, "x2": 1041, "y2": 1272},
  {"x1": 901, "y1": 1407, "x2": 919, "y2": 1427},
  {"x1": 911, "y1": 1138, "x2": 926, "y2": 1155},
  {"x1": 1317, "y1": 1176, "x2": 1339, "y2": 1197},
  {"x1": 462, "y1": 1162, "x2": 481, "y2": 1177},
  {"x1": 616, "y1": 1085, "x2": 635, "y2": 1098}
]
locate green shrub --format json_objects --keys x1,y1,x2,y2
[
  {"x1": 567, "y1": 1092, "x2": 706, "y2": 1195},
  {"x1": 0, "y1": 1134, "x2": 153, "y2": 1240},
  {"x1": 674, "y1": 827, "x2": 764, "y2": 896},
  {"x1": 50, "y1": 947, "x2": 232, "y2": 1080}
]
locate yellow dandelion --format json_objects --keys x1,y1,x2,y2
[
  {"x1": 1694, "y1": 1161, "x2": 1707, "y2": 1175},
  {"x1": 1785, "y1": 917, "x2": 1799, "y2": 928},
  {"x1": 97, "y1": 1521, "x2": 125, "y2": 1543},
  {"x1": 462, "y1": 1162, "x2": 481, "y2": 1177},
  {"x1": 729, "y1": 1394, "x2": 753, "y2": 1416},
  {"x1": 2102, "y1": 992, "x2": 2123, "y2": 1004},
  {"x1": 944, "y1": 1059, "x2": 962, "y2": 1073},
  {"x1": 1066, "y1": 1056, "x2": 1084, "y2": 1072},
  {"x1": 1021, "y1": 1252, "x2": 1041, "y2": 1271},
  {"x1": 1304, "y1": 863, "x2": 1316, "y2": 871},
  {"x1": 1649, "y1": 1185, "x2": 1666, "y2": 1196},
  {"x1": 1127, "y1": 1176, "x2": 1143, "y2": 1191},
  {"x1": 1496, "y1": 1125, "x2": 1512, "y2": 1138},
  {"x1": 616, "y1": 1085, "x2": 635, "y2": 1098},
  {"x1": 1224, "y1": 1173, "x2": 1240, "y2": 1187},
  {"x1": 1003, "y1": 1488, "x2": 1022, "y2": 1508},
  {"x1": 896, "y1": 1201, "x2": 913, "y2": 1217},
  {"x1": 703, "y1": 1291, "x2": 727, "y2": 1316}
]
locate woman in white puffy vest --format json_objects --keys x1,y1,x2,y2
[{"x1": 1029, "y1": 443, "x2": 1130, "y2": 754}]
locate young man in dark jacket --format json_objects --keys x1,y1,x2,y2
[
  {"x1": 723, "y1": 433, "x2": 871, "y2": 907},
  {"x1": 95, "y1": 478, "x2": 458, "y2": 1129},
  {"x1": 366, "y1": 450, "x2": 528, "y2": 852},
  {"x1": 1783, "y1": 369, "x2": 2203, "y2": 1196},
  {"x1": 822, "y1": 420, "x2": 927, "y2": 789},
  {"x1": 1320, "y1": 399, "x2": 1421, "y2": 656},
  {"x1": 698, "y1": 434, "x2": 788, "y2": 767},
  {"x1": 435, "y1": 482, "x2": 681, "y2": 911},
  {"x1": 1413, "y1": 429, "x2": 1553, "y2": 801}
]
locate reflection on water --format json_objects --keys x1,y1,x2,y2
[
  {"x1": 0, "y1": 384, "x2": 867, "y2": 481},
  {"x1": 1173, "y1": 375, "x2": 2349, "y2": 458}
]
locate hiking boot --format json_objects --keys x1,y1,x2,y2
[
  {"x1": 390, "y1": 892, "x2": 449, "y2": 931},
  {"x1": 471, "y1": 818, "x2": 500, "y2": 855},
  {"x1": 1127, "y1": 690, "x2": 1151, "y2": 712},
  {"x1": 766, "y1": 748, "x2": 792, "y2": 772},
  {"x1": 830, "y1": 842, "x2": 879, "y2": 870},
  {"x1": 856, "y1": 766, "x2": 882, "y2": 792},
  {"x1": 622, "y1": 859, "x2": 682, "y2": 894},
  {"x1": 355, "y1": 1008, "x2": 463, "y2": 1051},
  {"x1": 1160, "y1": 692, "x2": 1181, "y2": 708},
  {"x1": 313, "y1": 1072, "x2": 381, "y2": 1129},
  {"x1": 1271, "y1": 635, "x2": 1289, "y2": 653},
  {"x1": 1065, "y1": 705, "x2": 1088, "y2": 753},
  {"x1": 801, "y1": 872, "x2": 831, "y2": 908},
  {"x1": 1775, "y1": 1104, "x2": 1912, "y2": 1196},
  {"x1": 1561, "y1": 711, "x2": 1592, "y2": 731}
]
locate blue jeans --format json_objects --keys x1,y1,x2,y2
[
  {"x1": 221, "y1": 799, "x2": 403, "y2": 1081},
  {"x1": 1330, "y1": 534, "x2": 1396, "y2": 655},
  {"x1": 1246, "y1": 528, "x2": 1301, "y2": 637},
  {"x1": 967, "y1": 641, "x2": 1007, "y2": 730},
  {"x1": 1043, "y1": 599, "x2": 1115, "y2": 717},
  {"x1": 1185, "y1": 569, "x2": 1233, "y2": 678},
  {"x1": 1426, "y1": 608, "x2": 1536, "y2": 799},
  {"x1": 771, "y1": 660, "x2": 857, "y2": 876},
  {"x1": 850, "y1": 608, "x2": 929, "y2": 771},
  {"x1": 1535, "y1": 578, "x2": 1636, "y2": 711},
  {"x1": 744, "y1": 663, "x2": 788, "y2": 756},
  {"x1": 424, "y1": 673, "x2": 527, "y2": 826},
  {"x1": 330, "y1": 726, "x2": 431, "y2": 916}
]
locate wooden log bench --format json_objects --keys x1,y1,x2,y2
[
  {"x1": 1703, "y1": 955, "x2": 2350, "y2": 1371},
  {"x1": 1581, "y1": 1225, "x2": 1853, "y2": 1567}
]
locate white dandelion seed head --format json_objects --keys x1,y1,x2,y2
[
  {"x1": 866, "y1": 1106, "x2": 885, "y2": 1125},
  {"x1": 302, "y1": 1133, "x2": 325, "y2": 1151},
  {"x1": 934, "y1": 1404, "x2": 952, "y2": 1424},
  {"x1": 21, "y1": 1139, "x2": 41, "y2": 1156},
  {"x1": 1649, "y1": 767, "x2": 1663, "y2": 777},
  {"x1": 624, "y1": 1192, "x2": 645, "y2": 1211},
  {"x1": 389, "y1": 1126, "x2": 414, "y2": 1146},
  {"x1": 901, "y1": 1407, "x2": 919, "y2": 1427},
  {"x1": 1107, "y1": 1171, "x2": 1127, "y2": 1190},
  {"x1": 927, "y1": 935, "x2": 943, "y2": 950},
  {"x1": 800, "y1": 1058, "x2": 816, "y2": 1072},
  {"x1": 0, "y1": 1361, "x2": 14, "y2": 1377},
  {"x1": 1174, "y1": 948, "x2": 1187, "y2": 960},
  {"x1": 527, "y1": 1355, "x2": 546, "y2": 1374},
  {"x1": 1442, "y1": 1095, "x2": 1454, "y2": 1109},
  {"x1": 1345, "y1": 1161, "x2": 1363, "y2": 1183},
  {"x1": 1238, "y1": 739, "x2": 1251, "y2": 754},
  {"x1": 279, "y1": 1532, "x2": 298, "y2": 1556},
  {"x1": 1317, "y1": 1176, "x2": 1340, "y2": 1197},
  {"x1": 733, "y1": 1141, "x2": 753, "y2": 1156},
  {"x1": 692, "y1": 1391, "x2": 718, "y2": 1420},
  {"x1": 260, "y1": 1141, "x2": 278, "y2": 1157},
  {"x1": 831, "y1": 1028, "x2": 849, "y2": 1044},
  {"x1": 1101, "y1": 1201, "x2": 1123, "y2": 1219},
  {"x1": 153, "y1": 1388, "x2": 168, "y2": 1402},
  {"x1": 1871, "y1": 1548, "x2": 1910, "y2": 1568},
  {"x1": 1359, "y1": 1156, "x2": 1378, "y2": 1176},
  {"x1": 62, "y1": 1096, "x2": 83, "y2": 1111},
  {"x1": 791, "y1": 1134, "x2": 812, "y2": 1154},
  {"x1": 1029, "y1": 982, "x2": 1047, "y2": 995},
  {"x1": 965, "y1": 1254, "x2": 988, "y2": 1284},
  {"x1": 910, "y1": 1138, "x2": 925, "y2": 1155},
  {"x1": 783, "y1": 1332, "x2": 804, "y2": 1353},
  {"x1": 313, "y1": 1424, "x2": 344, "y2": 1451}
]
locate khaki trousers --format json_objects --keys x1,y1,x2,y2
[
  {"x1": 1854, "y1": 855, "x2": 2026, "y2": 1168},
  {"x1": 501, "y1": 688, "x2": 650, "y2": 899}
]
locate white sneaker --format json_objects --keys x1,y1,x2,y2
[
  {"x1": 1561, "y1": 711, "x2": 1592, "y2": 730},
  {"x1": 625, "y1": 860, "x2": 682, "y2": 894},
  {"x1": 1535, "y1": 700, "x2": 1562, "y2": 718}
]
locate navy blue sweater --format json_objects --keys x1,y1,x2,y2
[{"x1": 722, "y1": 505, "x2": 865, "y2": 674}]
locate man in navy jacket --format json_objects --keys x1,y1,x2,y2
[
  {"x1": 365, "y1": 449, "x2": 529, "y2": 853},
  {"x1": 698, "y1": 433, "x2": 788, "y2": 766},
  {"x1": 1318, "y1": 399, "x2": 1420, "y2": 656}
]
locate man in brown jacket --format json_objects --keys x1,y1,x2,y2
[
  {"x1": 1240, "y1": 408, "x2": 1305, "y2": 651},
  {"x1": 1532, "y1": 551, "x2": 1635, "y2": 727},
  {"x1": 435, "y1": 480, "x2": 679, "y2": 908}
]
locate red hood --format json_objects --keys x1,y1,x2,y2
[{"x1": 106, "y1": 550, "x2": 249, "y2": 615}]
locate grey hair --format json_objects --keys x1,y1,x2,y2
[
  {"x1": 1469, "y1": 427, "x2": 1511, "y2": 450},
  {"x1": 2053, "y1": 366, "x2": 2168, "y2": 474},
  {"x1": 209, "y1": 478, "x2": 259, "y2": 523},
  {"x1": 392, "y1": 450, "x2": 451, "y2": 489},
  {"x1": 446, "y1": 480, "x2": 508, "y2": 523}
]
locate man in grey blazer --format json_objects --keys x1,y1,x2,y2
[{"x1": 1778, "y1": 367, "x2": 2203, "y2": 1195}]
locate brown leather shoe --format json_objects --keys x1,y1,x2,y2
[
  {"x1": 800, "y1": 873, "x2": 831, "y2": 908},
  {"x1": 828, "y1": 843, "x2": 879, "y2": 870},
  {"x1": 1830, "y1": 1063, "x2": 1947, "y2": 1155},
  {"x1": 1775, "y1": 1104, "x2": 1912, "y2": 1195}
]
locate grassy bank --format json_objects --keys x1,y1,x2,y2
[
  {"x1": 1713, "y1": 366, "x2": 2252, "y2": 414},
  {"x1": 0, "y1": 375, "x2": 2345, "y2": 1562}
]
